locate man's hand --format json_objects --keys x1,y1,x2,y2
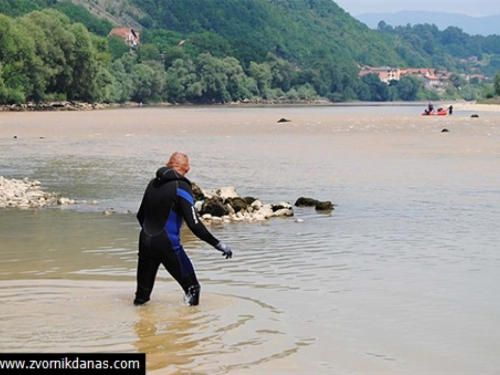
[{"x1": 215, "y1": 241, "x2": 233, "y2": 259}]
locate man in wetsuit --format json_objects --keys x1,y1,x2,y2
[{"x1": 134, "y1": 152, "x2": 233, "y2": 306}]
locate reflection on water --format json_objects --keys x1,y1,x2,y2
[
  {"x1": 1, "y1": 106, "x2": 500, "y2": 374},
  {"x1": 0, "y1": 279, "x2": 310, "y2": 375}
]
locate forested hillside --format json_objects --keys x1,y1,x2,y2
[
  {"x1": 1, "y1": 0, "x2": 500, "y2": 106},
  {"x1": 377, "y1": 22, "x2": 500, "y2": 77},
  {"x1": 133, "y1": 0, "x2": 404, "y2": 67}
]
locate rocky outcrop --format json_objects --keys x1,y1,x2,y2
[
  {"x1": 0, "y1": 176, "x2": 80, "y2": 208},
  {"x1": 0, "y1": 102, "x2": 108, "y2": 112},
  {"x1": 294, "y1": 197, "x2": 335, "y2": 211},
  {"x1": 1, "y1": 176, "x2": 334, "y2": 222},
  {"x1": 193, "y1": 184, "x2": 294, "y2": 224}
]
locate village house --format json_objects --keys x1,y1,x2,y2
[
  {"x1": 400, "y1": 68, "x2": 449, "y2": 89},
  {"x1": 467, "y1": 74, "x2": 486, "y2": 83},
  {"x1": 108, "y1": 27, "x2": 140, "y2": 47},
  {"x1": 359, "y1": 65, "x2": 450, "y2": 89},
  {"x1": 358, "y1": 66, "x2": 401, "y2": 83}
]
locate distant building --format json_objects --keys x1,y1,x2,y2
[
  {"x1": 358, "y1": 66, "x2": 401, "y2": 83},
  {"x1": 108, "y1": 28, "x2": 140, "y2": 47},
  {"x1": 467, "y1": 74, "x2": 486, "y2": 82},
  {"x1": 359, "y1": 65, "x2": 451, "y2": 89},
  {"x1": 400, "y1": 68, "x2": 446, "y2": 89},
  {"x1": 400, "y1": 68, "x2": 437, "y2": 77}
]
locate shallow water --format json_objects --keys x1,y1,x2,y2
[{"x1": 1, "y1": 105, "x2": 500, "y2": 374}]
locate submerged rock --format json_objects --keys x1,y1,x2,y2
[{"x1": 294, "y1": 196, "x2": 335, "y2": 212}]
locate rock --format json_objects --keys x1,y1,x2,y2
[
  {"x1": 191, "y1": 182, "x2": 205, "y2": 201},
  {"x1": 57, "y1": 197, "x2": 73, "y2": 205},
  {"x1": 0, "y1": 175, "x2": 77, "y2": 209},
  {"x1": 294, "y1": 197, "x2": 319, "y2": 207},
  {"x1": 294, "y1": 196, "x2": 335, "y2": 212},
  {"x1": 315, "y1": 201, "x2": 334, "y2": 211},
  {"x1": 193, "y1": 185, "x2": 297, "y2": 223},
  {"x1": 215, "y1": 186, "x2": 239, "y2": 199},
  {"x1": 200, "y1": 196, "x2": 229, "y2": 217},
  {"x1": 226, "y1": 197, "x2": 247, "y2": 212},
  {"x1": 0, "y1": 101, "x2": 109, "y2": 112},
  {"x1": 1, "y1": 176, "x2": 334, "y2": 223},
  {"x1": 250, "y1": 199, "x2": 263, "y2": 210},
  {"x1": 277, "y1": 118, "x2": 292, "y2": 123}
]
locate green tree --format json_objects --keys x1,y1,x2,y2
[
  {"x1": 0, "y1": 14, "x2": 36, "y2": 104},
  {"x1": 138, "y1": 43, "x2": 161, "y2": 62},
  {"x1": 164, "y1": 58, "x2": 199, "y2": 103},
  {"x1": 108, "y1": 35, "x2": 130, "y2": 60},
  {"x1": 248, "y1": 61, "x2": 272, "y2": 97},
  {"x1": 107, "y1": 58, "x2": 134, "y2": 103},
  {"x1": 0, "y1": 0, "x2": 42, "y2": 17},
  {"x1": 221, "y1": 56, "x2": 255, "y2": 100},
  {"x1": 129, "y1": 61, "x2": 165, "y2": 103},
  {"x1": 449, "y1": 73, "x2": 467, "y2": 90},
  {"x1": 360, "y1": 73, "x2": 390, "y2": 102},
  {"x1": 53, "y1": 1, "x2": 114, "y2": 36},
  {"x1": 268, "y1": 55, "x2": 296, "y2": 92},
  {"x1": 21, "y1": 10, "x2": 77, "y2": 100},
  {"x1": 393, "y1": 74, "x2": 424, "y2": 101},
  {"x1": 494, "y1": 73, "x2": 500, "y2": 96},
  {"x1": 195, "y1": 53, "x2": 231, "y2": 103},
  {"x1": 68, "y1": 23, "x2": 100, "y2": 101}
]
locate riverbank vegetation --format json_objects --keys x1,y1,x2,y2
[{"x1": 1, "y1": 0, "x2": 500, "y2": 106}]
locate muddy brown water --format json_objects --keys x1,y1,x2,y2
[{"x1": 1, "y1": 105, "x2": 499, "y2": 374}]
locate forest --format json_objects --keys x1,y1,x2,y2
[{"x1": 1, "y1": 0, "x2": 500, "y2": 105}]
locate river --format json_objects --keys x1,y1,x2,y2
[{"x1": 1, "y1": 104, "x2": 499, "y2": 374}]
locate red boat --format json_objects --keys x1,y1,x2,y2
[
  {"x1": 422, "y1": 105, "x2": 453, "y2": 116},
  {"x1": 422, "y1": 109, "x2": 448, "y2": 116}
]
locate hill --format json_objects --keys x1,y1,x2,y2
[
  {"x1": 69, "y1": 0, "x2": 143, "y2": 30},
  {"x1": 2, "y1": 0, "x2": 499, "y2": 106},
  {"x1": 356, "y1": 11, "x2": 500, "y2": 36},
  {"x1": 126, "y1": 0, "x2": 406, "y2": 68}
]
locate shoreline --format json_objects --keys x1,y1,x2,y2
[{"x1": 2, "y1": 99, "x2": 499, "y2": 113}]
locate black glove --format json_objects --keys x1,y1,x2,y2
[{"x1": 215, "y1": 241, "x2": 233, "y2": 259}]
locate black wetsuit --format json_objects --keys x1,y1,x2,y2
[{"x1": 134, "y1": 166, "x2": 219, "y2": 305}]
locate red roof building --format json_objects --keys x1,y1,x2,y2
[{"x1": 108, "y1": 28, "x2": 140, "y2": 47}]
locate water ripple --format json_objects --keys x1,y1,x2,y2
[{"x1": 0, "y1": 279, "x2": 314, "y2": 374}]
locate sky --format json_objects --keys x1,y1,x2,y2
[{"x1": 333, "y1": 0, "x2": 500, "y2": 17}]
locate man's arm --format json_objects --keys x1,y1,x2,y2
[
  {"x1": 177, "y1": 181, "x2": 233, "y2": 258},
  {"x1": 176, "y1": 182, "x2": 220, "y2": 247}
]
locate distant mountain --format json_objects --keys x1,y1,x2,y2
[{"x1": 356, "y1": 11, "x2": 500, "y2": 36}]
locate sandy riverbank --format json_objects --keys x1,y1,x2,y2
[
  {"x1": 0, "y1": 101, "x2": 497, "y2": 140},
  {"x1": 452, "y1": 101, "x2": 500, "y2": 112}
]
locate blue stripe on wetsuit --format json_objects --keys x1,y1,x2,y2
[
  {"x1": 165, "y1": 209, "x2": 193, "y2": 276},
  {"x1": 162, "y1": 187, "x2": 196, "y2": 277},
  {"x1": 177, "y1": 187, "x2": 194, "y2": 205},
  {"x1": 165, "y1": 209, "x2": 181, "y2": 249}
]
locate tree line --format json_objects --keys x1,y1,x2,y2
[
  {"x1": 377, "y1": 22, "x2": 500, "y2": 77},
  {"x1": 1, "y1": 8, "x2": 500, "y2": 106}
]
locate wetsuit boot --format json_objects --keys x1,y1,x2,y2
[
  {"x1": 184, "y1": 285, "x2": 201, "y2": 306},
  {"x1": 133, "y1": 285, "x2": 151, "y2": 305}
]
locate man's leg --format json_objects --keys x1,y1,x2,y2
[
  {"x1": 134, "y1": 253, "x2": 160, "y2": 305},
  {"x1": 162, "y1": 246, "x2": 201, "y2": 306}
]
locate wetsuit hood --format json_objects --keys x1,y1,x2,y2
[{"x1": 155, "y1": 166, "x2": 191, "y2": 185}]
